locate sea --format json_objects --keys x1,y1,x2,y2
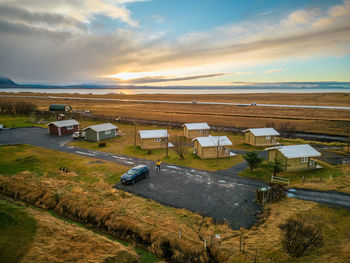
[{"x1": 1, "y1": 87, "x2": 350, "y2": 94}]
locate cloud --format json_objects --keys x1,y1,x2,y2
[
  {"x1": 0, "y1": 0, "x2": 349, "y2": 84},
  {"x1": 111, "y1": 73, "x2": 225, "y2": 84},
  {"x1": 0, "y1": 0, "x2": 142, "y2": 27},
  {"x1": 264, "y1": 69, "x2": 283, "y2": 74},
  {"x1": 151, "y1": 14, "x2": 165, "y2": 24}
]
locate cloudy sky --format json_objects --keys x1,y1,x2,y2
[{"x1": 0, "y1": 0, "x2": 349, "y2": 85}]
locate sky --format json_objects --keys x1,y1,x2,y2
[{"x1": 0, "y1": 0, "x2": 349, "y2": 86}]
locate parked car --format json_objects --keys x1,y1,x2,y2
[
  {"x1": 72, "y1": 131, "x2": 85, "y2": 139},
  {"x1": 251, "y1": 102, "x2": 257, "y2": 106},
  {"x1": 121, "y1": 165, "x2": 149, "y2": 185}
]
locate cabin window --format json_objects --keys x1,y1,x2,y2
[
  {"x1": 154, "y1": 138, "x2": 160, "y2": 142},
  {"x1": 266, "y1": 135, "x2": 271, "y2": 140},
  {"x1": 199, "y1": 129, "x2": 203, "y2": 133},
  {"x1": 301, "y1": 157, "x2": 309, "y2": 163},
  {"x1": 218, "y1": 146, "x2": 223, "y2": 151},
  {"x1": 66, "y1": 125, "x2": 73, "y2": 130},
  {"x1": 224, "y1": 148, "x2": 229, "y2": 154},
  {"x1": 105, "y1": 130, "x2": 111, "y2": 135}
]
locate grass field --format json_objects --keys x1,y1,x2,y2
[
  {"x1": 70, "y1": 122, "x2": 244, "y2": 171},
  {"x1": 0, "y1": 199, "x2": 37, "y2": 263},
  {"x1": 1, "y1": 144, "x2": 350, "y2": 262},
  {"x1": 0, "y1": 114, "x2": 47, "y2": 128},
  {"x1": 0, "y1": 199, "x2": 147, "y2": 263},
  {"x1": 1, "y1": 92, "x2": 349, "y2": 135},
  {"x1": 239, "y1": 160, "x2": 350, "y2": 193}
]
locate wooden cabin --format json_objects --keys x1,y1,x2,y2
[
  {"x1": 83, "y1": 123, "x2": 118, "y2": 141},
  {"x1": 183, "y1": 123, "x2": 210, "y2": 138},
  {"x1": 192, "y1": 135, "x2": 235, "y2": 159},
  {"x1": 266, "y1": 144, "x2": 321, "y2": 172},
  {"x1": 138, "y1": 129, "x2": 169, "y2": 149},
  {"x1": 243, "y1": 128, "x2": 280, "y2": 146},
  {"x1": 48, "y1": 119, "x2": 79, "y2": 136}
]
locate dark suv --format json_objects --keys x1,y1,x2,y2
[{"x1": 121, "y1": 165, "x2": 149, "y2": 185}]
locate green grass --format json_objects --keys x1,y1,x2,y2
[
  {"x1": 123, "y1": 145, "x2": 244, "y2": 171},
  {"x1": 0, "y1": 144, "x2": 128, "y2": 185},
  {"x1": 44, "y1": 208, "x2": 161, "y2": 263},
  {"x1": 0, "y1": 114, "x2": 47, "y2": 128},
  {"x1": 0, "y1": 199, "x2": 37, "y2": 263},
  {"x1": 239, "y1": 160, "x2": 344, "y2": 184}
]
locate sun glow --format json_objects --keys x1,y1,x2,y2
[{"x1": 106, "y1": 72, "x2": 162, "y2": 80}]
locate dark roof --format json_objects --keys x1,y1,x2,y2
[{"x1": 49, "y1": 104, "x2": 72, "y2": 111}]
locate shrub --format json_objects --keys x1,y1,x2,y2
[
  {"x1": 98, "y1": 142, "x2": 106, "y2": 147},
  {"x1": 279, "y1": 215, "x2": 323, "y2": 257}
]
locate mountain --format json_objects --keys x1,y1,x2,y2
[{"x1": 0, "y1": 76, "x2": 18, "y2": 87}]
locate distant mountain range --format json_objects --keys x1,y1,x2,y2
[
  {"x1": 0, "y1": 76, "x2": 18, "y2": 87},
  {"x1": 0, "y1": 76, "x2": 349, "y2": 90}
]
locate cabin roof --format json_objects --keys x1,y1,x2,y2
[
  {"x1": 138, "y1": 129, "x2": 168, "y2": 139},
  {"x1": 193, "y1": 135, "x2": 232, "y2": 147},
  {"x1": 48, "y1": 119, "x2": 79, "y2": 127},
  {"x1": 242, "y1": 128, "x2": 280, "y2": 136},
  {"x1": 265, "y1": 144, "x2": 321, "y2": 159},
  {"x1": 84, "y1": 123, "x2": 118, "y2": 132},
  {"x1": 182, "y1": 123, "x2": 210, "y2": 130}
]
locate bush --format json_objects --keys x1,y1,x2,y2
[
  {"x1": 279, "y1": 215, "x2": 323, "y2": 257},
  {"x1": 98, "y1": 142, "x2": 106, "y2": 147},
  {"x1": 0, "y1": 100, "x2": 37, "y2": 116}
]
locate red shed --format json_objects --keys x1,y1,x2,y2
[{"x1": 48, "y1": 119, "x2": 79, "y2": 136}]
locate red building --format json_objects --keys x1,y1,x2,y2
[{"x1": 48, "y1": 119, "x2": 79, "y2": 136}]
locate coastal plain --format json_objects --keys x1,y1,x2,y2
[{"x1": 1, "y1": 92, "x2": 349, "y2": 135}]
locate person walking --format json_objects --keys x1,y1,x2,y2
[{"x1": 156, "y1": 159, "x2": 162, "y2": 171}]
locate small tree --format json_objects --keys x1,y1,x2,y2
[
  {"x1": 269, "y1": 158, "x2": 284, "y2": 176},
  {"x1": 279, "y1": 215, "x2": 323, "y2": 257},
  {"x1": 172, "y1": 136, "x2": 189, "y2": 159},
  {"x1": 243, "y1": 151, "x2": 264, "y2": 172}
]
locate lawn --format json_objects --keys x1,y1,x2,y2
[
  {"x1": 0, "y1": 114, "x2": 48, "y2": 128},
  {"x1": 239, "y1": 160, "x2": 350, "y2": 193},
  {"x1": 71, "y1": 123, "x2": 244, "y2": 171},
  {"x1": 0, "y1": 144, "x2": 129, "y2": 184},
  {"x1": 0, "y1": 199, "x2": 37, "y2": 262}
]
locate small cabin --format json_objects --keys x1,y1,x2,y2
[
  {"x1": 193, "y1": 135, "x2": 235, "y2": 159},
  {"x1": 83, "y1": 123, "x2": 118, "y2": 141},
  {"x1": 183, "y1": 123, "x2": 210, "y2": 139},
  {"x1": 48, "y1": 119, "x2": 79, "y2": 136},
  {"x1": 243, "y1": 128, "x2": 280, "y2": 146},
  {"x1": 266, "y1": 144, "x2": 321, "y2": 172},
  {"x1": 138, "y1": 129, "x2": 169, "y2": 149},
  {"x1": 49, "y1": 104, "x2": 72, "y2": 112}
]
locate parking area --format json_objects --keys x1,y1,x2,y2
[{"x1": 0, "y1": 127, "x2": 264, "y2": 229}]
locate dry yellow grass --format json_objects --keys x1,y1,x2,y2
[
  {"x1": 21, "y1": 206, "x2": 140, "y2": 263},
  {"x1": 2, "y1": 92, "x2": 349, "y2": 135}
]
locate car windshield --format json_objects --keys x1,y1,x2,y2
[{"x1": 127, "y1": 169, "x2": 137, "y2": 175}]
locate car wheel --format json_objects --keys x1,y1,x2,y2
[
  {"x1": 131, "y1": 179, "x2": 135, "y2": 185},
  {"x1": 145, "y1": 172, "x2": 148, "y2": 178}
]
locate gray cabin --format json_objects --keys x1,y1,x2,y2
[{"x1": 83, "y1": 123, "x2": 118, "y2": 141}]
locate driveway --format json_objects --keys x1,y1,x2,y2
[{"x1": 0, "y1": 127, "x2": 264, "y2": 229}]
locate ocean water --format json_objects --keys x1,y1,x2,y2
[{"x1": 1, "y1": 87, "x2": 349, "y2": 94}]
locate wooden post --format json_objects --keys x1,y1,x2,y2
[
  {"x1": 254, "y1": 249, "x2": 258, "y2": 263},
  {"x1": 239, "y1": 233, "x2": 242, "y2": 252},
  {"x1": 178, "y1": 230, "x2": 182, "y2": 239},
  {"x1": 134, "y1": 121, "x2": 137, "y2": 152}
]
